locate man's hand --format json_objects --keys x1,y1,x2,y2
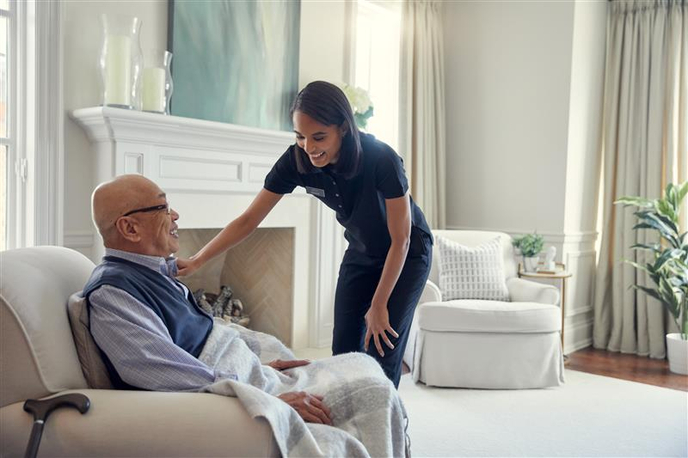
[
  {"x1": 278, "y1": 391, "x2": 332, "y2": 425},
  {"x1": 267, "y1": 359, "x2": 310, "y2": 371}
]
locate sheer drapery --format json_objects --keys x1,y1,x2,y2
[
  {"x1": 399, "y1": 0, "x2": 446, "y2": 229},
  {"x1": 594, "y1": 0, "x2": 687, "y2": 358}
]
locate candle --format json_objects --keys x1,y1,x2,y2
[
  {"x1": 142, "y1": 67, "x2": 166, "y2": 113},
  {"x1": 104, "y1": 35, "x2": 132, "y2": 107}
]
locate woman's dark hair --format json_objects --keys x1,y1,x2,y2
[{"x1": 290, "y1": 81, "x2": 362, "y2": 178}]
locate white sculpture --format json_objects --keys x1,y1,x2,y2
[{"x1": 543, "y1": 246, "x2": 557, "y2": 271}]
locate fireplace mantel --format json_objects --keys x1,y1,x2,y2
[
  {"x1": 71, "y1": 107, "x2": 342, "y2": 349},
  {"x1": 71, "y1": 107, "x2": 298, "y2": 196},
  {"x1": 72, "y1": 107, "x2": 292, "y2": 153}
]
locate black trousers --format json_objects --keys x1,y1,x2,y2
[{"x1": 332, "y1": 232, "x2": 432, "y2": 388}]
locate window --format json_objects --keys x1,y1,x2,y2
[
  {"x1": 352, "y1": 0, "x2": 402, "y2": 151},
  {"x1": 0, "y1": 1, "x2": 10, "y2": 251},
  {"x1": 1, "y1": 0, "x2": 63, "y2": 251}
]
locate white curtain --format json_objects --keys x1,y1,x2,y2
[
  {"x1": 399, "y1": 0, "x2": 446, "y2": 229},
  {"x1": 594, "y1": 0, "x2": 687, "y2": 358}
]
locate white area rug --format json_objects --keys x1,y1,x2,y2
[{"x1": 399, "y1": 370, "x2": 687, "y2": 457}]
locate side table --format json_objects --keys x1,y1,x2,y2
[{"x1": 518, "y1": 262, "x2": 572, "y2": 353}]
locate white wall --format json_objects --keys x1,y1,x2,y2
[
  {"x1": 442, "y1": 0, "x2": 607, "y2": 352},
  {"x1": 298, "y1": 2, "x2": 351, "y2": 89},
  {"x1": 561, "y1": 0, "x2": 607, "y2": 353},
  {"x1": 61, "y1": 0, "x2": 607, "y2": 352},
  {"x1": 444, "y1": 1, "x2": 574, "y2": 233},
  {"x1": 62, "y1": 1, "x2": 348, "y2": 258},
  {"x1": 63, "y1": 0, "x2": 168, "y2": 258},
  {"x1": 564, "y1": 1, "x2": 607, "y2": 236}
]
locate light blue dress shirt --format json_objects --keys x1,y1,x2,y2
[{"x1": 89, "y1": 248, "x2": 234, "y2": 391}]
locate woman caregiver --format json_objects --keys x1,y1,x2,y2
[{"x1": 177, "y1": 81, "x2": 433, "y2": 388}]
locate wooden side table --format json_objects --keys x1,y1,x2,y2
[{"x1": 518, "y1": 262, "x2": 572, "y2": 353}]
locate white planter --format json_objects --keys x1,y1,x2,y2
[
  {"x1": 666, "y1": 333, "x2": 688, "y2": 375},
  {"x1": 523, "y1": 256, "x2": 540, "y2": 273}
]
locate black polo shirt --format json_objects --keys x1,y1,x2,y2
[{"x1": 264, "y1": 133, "x2": 432, "y2": 259}]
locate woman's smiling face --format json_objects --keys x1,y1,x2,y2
[{"x1": 293, "y1": 111, "x2": 345, "y2": 168}]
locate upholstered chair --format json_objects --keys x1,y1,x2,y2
[
  {"x1": 0, "y1": 246, "x2": 277, "y2": 456},
  {"x1": 403, "y1": 230, "x2": 565, "y2": 389}
]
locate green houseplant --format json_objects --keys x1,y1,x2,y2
[
  {"x1": 616, "y1": 181, "x2": 688, "y2": 374},
  {"x1": 512, "y1": 232, "x2": 544, "y2": 272}
]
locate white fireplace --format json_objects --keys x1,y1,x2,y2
[{"x1": 71, "y1": 107, "x2": 346, "y2": 349}]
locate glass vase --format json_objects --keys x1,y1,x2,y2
[
  {"x1": 142, "y1": 49, "x2": 173, "y2": 114},
  {"x1": 99, "y1": 14, "x2": 143, "y2": 110}
]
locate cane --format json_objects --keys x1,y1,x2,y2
[{"x1": 23, "y1": 393, "x2": 90, "y2": 458}]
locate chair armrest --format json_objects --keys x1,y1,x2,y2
[
  {"x1": 506, "y1": 277, "x2": 560, "y2": 305},
  {"x1": 419, "y1": 280, "x2": 442, "y2": 304},
  {"x1": 0, "y1": 389, "x2": 279, "y2": 457}
]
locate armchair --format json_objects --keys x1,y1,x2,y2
[
  {"x1": 0, "y1": 246, "x2": 278, "y2": 457},
  {"x1": 402, "y1": 230, "x2": 565, "y2": 389}
]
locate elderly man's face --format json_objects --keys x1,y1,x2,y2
[{"x1": 123, "y1": 184, "x2": 180, "y2": 257}]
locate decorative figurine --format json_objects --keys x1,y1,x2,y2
[{"x1": 543, "y1": 246, "x2": 557, "y2": 271}]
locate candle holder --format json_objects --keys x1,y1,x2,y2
[
  {"x1": 99, "y1": 14, "x2": 143, "y2": 110},
  {"x1": 142, "y1": 49, "x2": 173, "y2": 114}
]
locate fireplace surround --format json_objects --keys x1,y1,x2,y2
[
  {"x1": 177, "y1": 227, "x2": 295, "y2": 346},
  {"x1": 71, "y1": 107, "x2": 346, "y2": 349}
]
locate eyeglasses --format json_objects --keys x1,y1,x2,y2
[{"x1": 122, "y1": 203, "x2": 171, "y2": 217}]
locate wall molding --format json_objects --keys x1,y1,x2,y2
[
  {"x1": 565, "y1": 318, "x2": 594, "y2": 354},
  {"x1": 64, "y1": 230, "x2": 95, "y2": 249},
  {"x1": 446, "y1": 225, "x2": 598, "y2": 244},
  {"x1": 310, "y1": 205, "x2": 346, "y2": 348},
  {"x1": 567, "y1": 305, "x2": 593, "y2": 318},
  {"x1": 71, "y1": 106, "x2": 293, "y2": 155},
  {"x1": 32, "y1": 0, "x2": 64, "y2": 246}
]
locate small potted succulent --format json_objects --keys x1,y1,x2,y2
[
  {"x1": 616, "y1": 182, "x2": 688, "y2": 375},
  {"x1": 512, "y1": 232, "x2": 545, "y2": 272}
]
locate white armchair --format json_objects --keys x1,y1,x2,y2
[
  {"x1": 403, "y1": 230, "x2": 565, "y2": 389},
  {"x1": 0, "y1": 246, "x2": 278, "y2": 457}
]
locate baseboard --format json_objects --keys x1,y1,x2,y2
[{"x1": 565, "y1": 318, "x2": 594, "y2": 354}]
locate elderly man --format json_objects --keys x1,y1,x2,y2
[{"x1": 84, "y1": 174, "x2": 407, "y2": 457}]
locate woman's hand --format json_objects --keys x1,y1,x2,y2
[
  {"x1": 277, "y1": 391, "x2": 332, "y2": 425},
  {"x1": 176, "y1": 257, "x2": 201, "y2": 277},
  {"x1": 175, "y1": 190, "x2": 284, "y2": 278},
  {"x1": 364, "y1": 304, "x2": 399, "y2": 357}
]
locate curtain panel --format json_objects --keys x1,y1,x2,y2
[
  {"x1": 399, "y1": 0, "x2": 447, "y2": 229},
  {"x1": 594, "y1": 0, "x2": 687, "y2": 358}
]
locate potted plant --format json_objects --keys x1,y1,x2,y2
[
  {"x1": 512, "y1": 232, "x2": 544, "y2": 272},
  {"x1": 616, "y1": 182, "x2": 688, "y2": 375}
]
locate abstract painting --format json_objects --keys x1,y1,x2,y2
[{"x1": 169, "y1": 1, "x2": 300, "y2": 132}]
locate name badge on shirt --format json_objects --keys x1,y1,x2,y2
[{"x1": 305, "y1": 186, "x2": 326, "y2": 198}]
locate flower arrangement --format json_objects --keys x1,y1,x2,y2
[{"x1": 340, "y1": 83, "x2": 374, "y2": 129}]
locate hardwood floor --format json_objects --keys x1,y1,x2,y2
[{"x1": 566, "y1": 347, "x2": 688, "y2": 392}]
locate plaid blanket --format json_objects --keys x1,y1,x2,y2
[{"x1": 199, "y1": 321, "x2": 408, "y2": 457}]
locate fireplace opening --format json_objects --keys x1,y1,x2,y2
[{"x1": 177, "y1": 227, "x2": 295, "y2": 347}]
